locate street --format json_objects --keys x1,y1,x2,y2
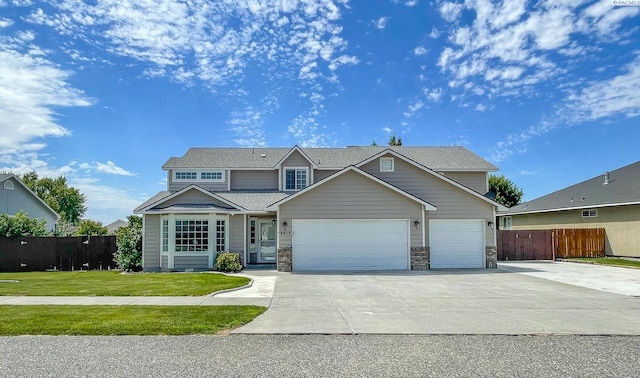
[{"x1": 1, "y1": 335, "x2": 638, "y2": 377}]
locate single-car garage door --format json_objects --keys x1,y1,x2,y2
[
  {"x1": 292, "y1": 220, "x2": 409, "y2": 271},
  {"x1": 429, "y1": 219, "x2": 485, "y2": 268}
]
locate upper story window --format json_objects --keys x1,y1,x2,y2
[
  {"x1": 173, "y1": 170, "x2": 225, "y2": 182},
  {"x1": 285, "y1": 168, "x2": 308, "y2": 191},
  {"x1": 582, "y1": 209, "x2": 598, "y2": 218},
  {"x1": 380, "y1": 157, "x2": 394, "y2": 172}
]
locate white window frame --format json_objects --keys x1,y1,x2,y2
[
  {"x1": 380, "y1": 157, "x2": 394, "y2": 172},
  {"x1": 161, "y1": 214, "x2": 228, "y2": 269},
  {"x1": 582, "y1": 209, "x2": 598, "y2": 218},
  {"x1": 173, "y1": 170, "x2": 225, "y2": 182},
  {"x1": 3, "y1": 180, "x2": 14, "y2": 190},
  {"x1": 284, "y1": 167, "x2": 309, "y2": 191},
  {"x1": 500, "y1": 216, "x2": 512, "y2": 230}
]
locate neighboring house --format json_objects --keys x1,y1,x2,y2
[
  {"x1": 498, "y1": 161, "x2": 640, "y2": 257},
  {"x1": 106, "y1": 219, "x2": 128, "y2": 234},
  {"x1": 134, "y1": 146, "x2": 505, "y2": 272},
  {"x1": 0, "y1": 174, "x2": 59, "y2": 232}
]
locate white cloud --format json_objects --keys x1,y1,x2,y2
[
  {"x1": 79, "y1": 161, "x2": 135, "y2": 176},
  {"x1": 414, "y1": 46, "x2": 427, "y2": 56},
  {"x1": 475, "y1": 104, "x2": 486, "y2": 112},
  {"x1": 382, "y1": 127, "x2": 392, "y2": 133},
  {"x1": 228, "y1": 106, "x2": 268, "y2": 147},
  {"x1": 403, "y1": 99, "x2": 424, "y2": 118},
  {"x1": 439, "y1": 2, "x2": 463, "y2": 22},
  {"x1": 424, "y1": 87, "x2": 443, "y2": 102},
  {"x1": 374, "y1": 17, "x2": 389, "y2": 30}
]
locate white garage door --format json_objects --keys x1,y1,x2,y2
[
  {"x1": 292, "y1": 220, "x2": 409, "y2": 271},
  {"x1": 429, "y1": 219, "x2": 485, "y2": 268}
]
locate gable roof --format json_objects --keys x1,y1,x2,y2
[
  {"x1": 357, "y1": 148, "x2": 507, "y2": 210},
  {"x1": 503, "y1": 161, "x2": 640, "y2": 215},
  {"x1": 162, "y1": 146, "x2": 498, "y2": 171},
  {"x1": 266, "y1": 166, "x2": 437, "y2": 211},
  {"x1": 274, "y1": 145, "x2": 318, "y2": 169},
  {"x1": 134, "y1": 185, "x2": 247, "y2": 214},
  {"x1": 0, "y1": 174, "x2": 60, "y2": 219}
]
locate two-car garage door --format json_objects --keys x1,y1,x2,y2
[{"x1": 292, "y1": 220, "x2": 409, "y2": 271}]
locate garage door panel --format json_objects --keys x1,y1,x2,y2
[
  {"x1": 292, "y1": 220, "x2": 409, "y2": 271},
  {"x1": 429, "y1": 219, "x2": 484, "y2": 269}
]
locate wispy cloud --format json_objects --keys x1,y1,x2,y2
[
  {"x1": 374, "y1": 17, "x2": 389, "y2": 30},
  {"x1": 79, "y1": 161, "x2": 135, "y2": 176},
  {"x1": 413, "y1": 46, "x2": 427, "y2": 56}
]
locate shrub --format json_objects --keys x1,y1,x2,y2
[
  {"x1": 0, "y1": 212, "x2": 48, "y2": 237},
  {"x1": 216, "y1": 252, "x2": 242, "y2": 273},
  {"x1": 114, "y1": 216, "x2": 142, "y2": 272}
]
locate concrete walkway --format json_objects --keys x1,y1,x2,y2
[{"x1": 0, "y1": 270, "x2": 276, "y2": 307}]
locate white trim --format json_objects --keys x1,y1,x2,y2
[
  {"x1": 274, "y1": 145, "x2": 319, "y2": 169},
  {"x1": 380, "y1": 157, "x2": 394, "y2": 172},
  {"x1": 355, "y1": 148, "x2": 505, "y2": 210},
  {"x1": 267, "y1": 166, "x2": 437, "y2": 211},
  {"x1": 243, "y1": 214, "x2": 247, "y2": 267},
  {"x1": 135, "y1": 184, "x2": 247, "y2": 213},
  {"x1": 141, "y1": 216, "x2": 146, "y2": 270},
  {"x1": 227, "y1": 170, "x2": 231, "y2": 191},
  {"x1": 3, "y1": 180, "x2": 14, "y2": 190},
  {"x1": 283, "y1": 166, "x2": 310, "y2": 191},
  {"x1": 501, "y1": 201, "x2": 640, "y2": 216},
  {"x1": 421, "y1": 207, "x2": 425, "y2": 248}
]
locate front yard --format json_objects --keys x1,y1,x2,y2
[
  {"x1": 0, "y1": 271, "x2": 264, "y2": 335},
  {"x1": 0, "y1": 271, "x2": 250, "y2": 296}
]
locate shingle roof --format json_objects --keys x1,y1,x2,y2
[
  {"x1": 134, "y1": 190, "x2": 291, "y2": 213},
  {"x1": 161, "y1": 146, "x2": 498, "y2": 171},
  {"x1": 503, "y1": 161, "x2": 640, "y2": 215}
]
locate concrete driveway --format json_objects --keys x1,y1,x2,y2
[{"x1": 233, "y1": 262, "x2": 640, "y2": 335}]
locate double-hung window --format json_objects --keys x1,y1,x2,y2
[{"x1": 285, "y1": 168, "x2": 308, "y2": 191}]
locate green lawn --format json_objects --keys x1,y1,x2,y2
[
  {"x1": 569, "y1": 257, "x2": 640, "y2": 269},
  {"x1": 0, "y1": 305, "x2": 265, "y2": 335},
  {"x1": 0, "y1": 271, "x2": 250, "y2": 296}
]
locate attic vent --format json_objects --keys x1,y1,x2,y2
[
  {"x1": 3, "y1": 180, "x2": 14, "y2": 190},
  {"x1": 603, "y1": 172, "x2": 610, "y2": 185}
]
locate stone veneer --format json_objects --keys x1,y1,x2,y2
[
  {"x1": 410, "y1": 246, "x2": 430, "y2": 270},
  {"x1": 486, "y1": 246, "x2": 497, "y2": 269},
  {"x1": 277, "y1": 247, "x2": 292, "y2": 272}
]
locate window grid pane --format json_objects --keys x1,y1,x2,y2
[
  {"x1": 162, "y1": 219, "x2": 168, "y2": 252},
  {"x1": 285, "y1": 169, "x2": 296, "y2": 190},
  {"x1": 201, "y1": 171, "x2": 223, "y2": 180},
  {"x1": 216, "y1": 220, "x2": 226, "y2": 252},
  {"x1": 175, "y1": 172, "x2": 197, "y2": 180},
  {"x1": 296, "y1": 169, "x2": 307, "y2": 189},
  {"x1": 175, "y1": 220, "x2": 209, "y2": 252}
]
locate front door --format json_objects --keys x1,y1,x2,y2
[{"x1": 257, "y1": 219, "x2": 276, "y2": 263}]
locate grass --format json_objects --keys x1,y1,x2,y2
[
  {"x1": 0, "y1": 305, "x2": 266, "y2": 335},
  {"x1": 568, "y1": 257, "x2": 640, "y2": 269},
  {"x1": 0, "y1": 271, "x2": 250, "y2": 296}
]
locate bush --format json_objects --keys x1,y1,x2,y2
[
  {"x1": 0, "y1": 212, "x2": 48, "y2": 237},
  {"x1": 216, "y1": 252, "x2": 242, "y2": 273},
  {"x1": 114, "y1": 216, "x2": 142, "y2": 272}
]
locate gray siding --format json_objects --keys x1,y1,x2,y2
[
  {"x1": 230, "y1": 170, "x2": 278, "y2": 190},
  {"x1": 168, "y1": 169, "x2": 229, "y2": 192},
  {"x1": 143, "y1": 214, "x2": 161, "y2": 270},
  {"x1": 441, "y1": 171, "x2": 488, "y2": 193},
  {"x1": 160, "y1": 189, "x2": 231, "y2": 208},
  {"x1": 278, "y1": 170, "x2": 423, "y2": 247},
  {"x1": 280, "y1": 151, "x2": 313, "y2": 189},
  {"x1": 174, "y1": 255, "x2": 209, "y2": 269},
  {"x1": 360, "y1": 156, "x2": 496, "y2": 246},
  {"x1": 0, "y1": 177, "x2": 57, "y2": 231},
  {"x1": 313, "y1": 170, "x2": 338, "y2": 183},
  {"x1": 229, "y1": 214, "x2": 245, "y2": 252}
]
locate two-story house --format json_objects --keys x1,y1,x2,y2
[{"x1": 134, "y1": 146, "x2": 505, "y2": 271}]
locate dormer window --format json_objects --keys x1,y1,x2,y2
[
  {"x1": 380, "y1": 157, "x2": 394, "y2": 172},
  {"x1": 174, "y1": 170, "x2": 225, "y2": 182},
  {"x1": 285, "y1": 168, "x2": 308, "y2": 191}
]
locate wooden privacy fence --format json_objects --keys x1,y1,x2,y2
[
  {"x1": 0, "y1": 236, "x2": 117, "y2": 272},
  {"x1": 498, "y1": 228, "x2": 605, "y2": 261}
]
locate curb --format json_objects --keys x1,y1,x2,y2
[{"x1": 208, "y1": 276, "x2": 254, "y2": 297}]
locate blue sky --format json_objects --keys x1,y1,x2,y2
[{"x1": 1, "y1": 0, "x2": 639, "y2": 223}]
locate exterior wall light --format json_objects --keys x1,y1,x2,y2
[
  {"x1": 487, "y1": 221, "x2": 495, "y2": 230},
  {"x1": 414, "y1": 220, "x2": 420, "y2": 230},
  {"x1": 282, "y1": 221, "x2": 288, "y2": 230}
]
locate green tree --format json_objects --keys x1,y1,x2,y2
[
  {"x1": 0, "y1": 212, "x2": 48, "y2": 237},
  {"x1": 114, "y1": 215, "x2": 142, "y2": 272},
  {"x1": 489, "y1": 174, "x2": 524, "y2": 208},
  {"x1": 74, "y1": 219, "x2": 108, "y2": 236},
  {"x1": 388, "y1": 135, "x2": 402, "y2": 146},
  {"x1": 20, "y1": 172, "x2": 87, "y2": 229}
]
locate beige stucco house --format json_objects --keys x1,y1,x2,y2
[
  {"x1": 498, "y1": 161, "x2": 640, "y2": 257},
  {"x1": 134, "y1": 146, "x2": 505, "y2": 271}
]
